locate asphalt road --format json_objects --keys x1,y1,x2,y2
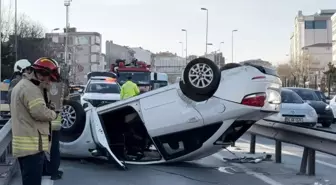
[{"x1": 10, "y1": 137, "x2": 336, "y2": 185}]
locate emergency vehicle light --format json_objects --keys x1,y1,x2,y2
[{"x1": 105, "y1": 78, "x2": 117, "y2": 82}]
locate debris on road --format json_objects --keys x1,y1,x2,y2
[{"x1": 223, "y1": 154, "x2": 272, "y2": 164}]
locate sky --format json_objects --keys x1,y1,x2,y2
[{"x1": 1, "y1": 0, "x2": 335, "y2": 65}]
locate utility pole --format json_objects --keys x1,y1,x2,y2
[{"x1": 14, "y1": 0, "x2": 18, "y2": 61}]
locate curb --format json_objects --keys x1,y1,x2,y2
[{"x1": 0, "y1": 158, "x2": 19, "y2": 185}]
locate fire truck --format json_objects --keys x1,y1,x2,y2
[{"x1": 110, "y1": 59, "x2": 152, "y2": 93}]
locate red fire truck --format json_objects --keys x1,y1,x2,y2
[{"x1": 110, "y1": 59, "x2": 151, "y2": 93}]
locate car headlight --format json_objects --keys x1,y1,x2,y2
[
  {"x1": 308, "y1": 109, "x2": 317, "y2": 117},
  {"x1": 325, "y1": 105, "x2": 331, "y2": 110}
]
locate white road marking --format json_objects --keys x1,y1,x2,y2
[
  {"x1": 239, "y1": 138, "x2": 336, "y2": 169},
  {"x1": 213, "y1": 153, "x2": 283, "y2": 185},
  {"x1": 42, "y1": 177, "x2": 54, "y2": 185}
]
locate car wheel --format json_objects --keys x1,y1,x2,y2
[
  {"x1": 180, "y1": 57, "x2": 221, "y2": 101},
  {"x1": 321, "y1": 121, "x2": 332, "y2": 128},
  {"x1": 61, "y1": 100, "x2": 86, "y2": 134}
]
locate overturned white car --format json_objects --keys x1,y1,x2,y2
[{"x1": 59, "y1": 58, "x2": 282, "y2": 170}]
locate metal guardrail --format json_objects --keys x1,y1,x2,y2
[
  {"x1": 246, "y1": 120, "x2": 336, "y2": 176},
  {"x1": 0, "y1": 120, "x2": 18, "y2": 185}
]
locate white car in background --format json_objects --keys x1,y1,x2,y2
[
  {"x1": 329, "y1": 95, "x2": 336, "y2": 121},
  {"x1": 265, "y1": 88, "x2": 317, "y2": 127},
  {"x1": 59, "y1": 58, "x2": 282, "y2": 170},
  {"x1": 81, "y1": 76, "x2": 121, "y2": 107}
]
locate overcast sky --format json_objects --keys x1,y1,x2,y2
[{"x1": 1, "y1": 0, "x2": 335, "y2": 64}]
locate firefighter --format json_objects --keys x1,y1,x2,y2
[
  {"x1": 10, "y1": 57, "x2": 62, "y2": 185},
  {"x1": 40, "y1": 59, "x2": 64, "y2": 180},
  {"x1": 120, "y1": 75, "x2": 140, "y2": 100},
  {"x1": 8, "y1": 59, "x2": 32, "y2": 105}
]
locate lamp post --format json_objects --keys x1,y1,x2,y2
[
  {"x1": 64, "y1": 0, "x2": 72, "y2": 65},
  {"x1": 201, "y1": 8, "x2": 208, "y2": 55},
  {"x1": 179, "y1": 41, "x2": 184, "y2": 58},
  {"x1": 219, "y1": 41, "x2": 224, "y2": 52},
  {"x1": 231, "y1": 29, "x2": 238, "y2": 63},
  {"x1": 181, "y1": 29, "x2": 188, "y2": 62},
  {"x1": 14, "y1": 0, "x2": 17, "y2": 61},
  {"x1": 51, "y1": 28, "x2": 60, "y2": 33}
]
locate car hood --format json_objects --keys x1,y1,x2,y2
[
  {"x1": 305, "y1": 100, "x2": 327, "y2": 110},
  {"x1": 82, "y1": 93, "x2": 120, "y2": 101}
]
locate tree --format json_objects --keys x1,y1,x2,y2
[{"x1": 1, "y1": 11, "x2": 50, "y2": 79}]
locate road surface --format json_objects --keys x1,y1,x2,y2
[{"x1": 10, "y1": 136, "x2": 336, "y2": 185}]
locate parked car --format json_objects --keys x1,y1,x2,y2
[
  {"x1": 265, "y1": 88, "x2": 317, "y2": 127},
  {"x1": 314, "y1": 90, "x2": 330, "y2": 104},
  {"x1": 59, "y1": 58, "x2": 282, "y2": 170},
  {"x1": 287, "y1": 87, "x2": 333, "y2": 128}
]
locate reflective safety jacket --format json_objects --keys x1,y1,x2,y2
[
  {"x1": 10, "y1": 73, "x2": 57, "y2": 158},
  {"x1": 120, "y1": 80, "x2": 140, "y2": 100},
  {"x1": 8, "y1": 75, "x2": 22, "y2": 105}
]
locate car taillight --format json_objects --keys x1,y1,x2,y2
[
  {"x1": 251, "y1": 76, "x2": 266, "y2": 80},
  {"x1": 241, "y1": 93, "x2": 266, "y2": 107}
]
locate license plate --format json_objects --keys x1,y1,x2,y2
[{"x1": 285, "y1": 117, "x2": 303, "y2": 123}]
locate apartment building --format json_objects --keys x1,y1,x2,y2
[
  {"x1": 332, "y1": 13, "x2": 336, "y2": 64},
  {"x1": 46, "y1": 27, "x2": 103, "y2": 85},
  {"x1": 290, "y1": 9, "x2": 336, "y2": 85}
]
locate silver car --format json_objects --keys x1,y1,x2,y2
[{"x1": 265, "y1": 88, "x2": 317, "y2": 127}]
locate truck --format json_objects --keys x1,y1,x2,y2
[{"x1": 110, "y1": 59, "x2": 151, "y2": 93}]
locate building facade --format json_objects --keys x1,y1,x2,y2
[
  {"x1": 105, "y1": 41, "x2": 134, "y2": 70},
  {"x1": 46, "y1": 27, "x2": 102, "y2": 85},
  {"x1": 152, "y1": 52, "x2": 186, "y2": 83},
  {"x1": 131, "y1": 47, "x2": 154, "y2": 65},
  {"x1": 290, "y1": 10, "x2": 335, "y2": 70},
  {"x1": 332, "y1": 13, "x2": 336, "y2": 64}
]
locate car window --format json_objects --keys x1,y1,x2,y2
[
  {"x1": 281, "y1": 90, "x2": 304, "y2": 104},
  {"x1": 0, "y1": 91, "x2": 9, "y2": 104},
  {"x1": 290, "y1": 89, "x2": 319, "y2": 101},
  {"x1": 86, "y1": 83, "x2": 120, "y2": 94},
  {"x1": 314, "y1": 91, "x2": 324, "y2": 101}
]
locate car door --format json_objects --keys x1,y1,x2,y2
[{"x1": 89, "y1": 108, "x2": 126, "y2": 169}]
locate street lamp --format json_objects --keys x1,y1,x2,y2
[
  {"x1": 219, "y1": 41, "x2": 224, "y2": 52},
  {"x1": 231, "y1": 29, "x2": 238, "y2": 63},
  {"x1": 201, "y1": 8, "x2": 209, "y2": 55},
  {"x1": 14, "y1": 0, "x2": 18, "y2": 61},
  {"x1": 64, "y1": 0, "x2": 72, "y2": 65},
  {"x1": 51, "y1": 28, "x2": 60, "y2": 33},
  {"x1": 181, "y1": 29, "x2": 188, "y2": 62},
  {"x1": 178, "y1": 41, "x2": 184, "y2": 58}
]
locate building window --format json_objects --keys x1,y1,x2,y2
[
  {"x1": 305, "y1": 20, "x2": 327, "y2": 29},
  {"x1": 314, "y1": 20, "x2": 327, "y2": 29},
  {"x1": 305, "y1": 21, "x2": 314, "y2": 29}
]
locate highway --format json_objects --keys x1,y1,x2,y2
[{"x1": 10, "y1": 133, "x2": 336, "y2": 185}]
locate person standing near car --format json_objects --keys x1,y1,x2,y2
[
  {"x1": 11, "y1": 57, "x2": 62, "y2": 185},
  {"x1": 8, "y1": 59, "x2": 32, "y2": 105},
  {"x1": 120, "y1": 75, "x2": 140, "y2": 100}
]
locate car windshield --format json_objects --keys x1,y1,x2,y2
[
  {"x1": 0, "y1": 91, "x2": 8, "y2": 104},
  {"x1": 314, "y1": 91, "x2": 327, "y2": 101},
  {"x1": 281, "y1": 90, "x2": 304, "y2": 104},
  {"x1": 290, "y1": 89, "x2": 319, "y2": 101},
  {"x1": 118, "y1": 72, "x2": 150, "y2": 85},
  {"x1": 85, "y1": 83, "x2": 120, "y2": 94}
]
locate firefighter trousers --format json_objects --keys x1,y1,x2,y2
[
  {"x1": 18, "y1": 152, "x2": 44, "y2": 185},
  {"x1": 44, "y1": 130, "x2": 61, "y2": 177}
]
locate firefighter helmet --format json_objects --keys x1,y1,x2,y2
[
  {"x1": 32, "y1": 57, "x2": 61, "y2": 82},
  {"x1": 14, "y1": 59, "x2": 31, "y2": 73}
]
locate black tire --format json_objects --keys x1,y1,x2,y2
[
  {"x1": 180, "y1": 57, "x2": 220, "y2": 101},
  {"x1": 322, "y1": 121, "x2": 332, "y2": 128},
  {"x1": 179, "y1": 81, "x2": 211, "y2": 102},
  {"x1": 61, "y1": 100, "x2": 86, "y2": 134}
]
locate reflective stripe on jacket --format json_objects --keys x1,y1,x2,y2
[
  {"x1": 120, "y1": 80, "x2": 140, "y2": 100},
  {"x1": 11, "y1": 73, "x2": 57, "y2": 158}
]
